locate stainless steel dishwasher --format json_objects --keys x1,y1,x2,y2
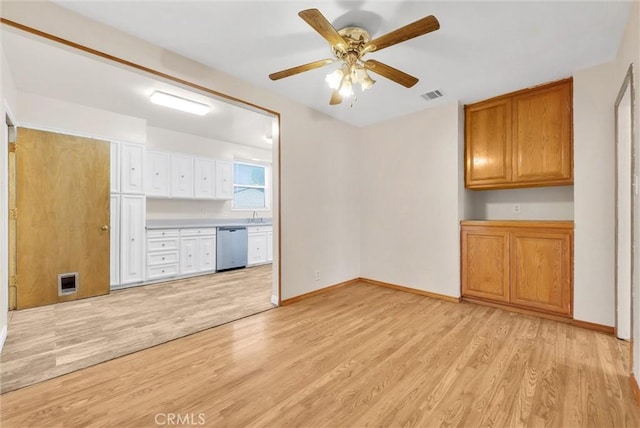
[{"x1": 216, "y1": 226, "x2": 248, "y2": 271}]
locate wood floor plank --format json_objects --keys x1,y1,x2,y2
[
  {"x1": 0, "y1": 265, "x2": 273, "y2": 393},
  {"x1": 1, "y1": 281, "x2": 639, "y2": 427}
]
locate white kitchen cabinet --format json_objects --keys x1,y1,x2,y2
[
  {"x1": 145, "y1": 150, "x2": 170, "y2": 197},
  {"x1": 110, "y1": 195, "x2": 120, "y2": 287},
  {"x1": 215, "y1": 160, "x2": 233, "y2": 200},
  {"x1": 120, "y1": 143, "x2": 144, "y2": 194},
  {"x1": 171, "y1": 154, "x2": 194, "y2": 198},
  {"x1": 194, "y1": 157, "x2": 215, "y2": 199},
  {"x1": 110, "y1": 142, "x2": 120, "y2": 193},
  {"x1": 179, "y1": 228, "x2": 217, "y2": 274},
  {"x1": 266, "y1": 230, "x2": 273, "y2": 262},
  {"x1": 179, "y1": 236, "x2": 199, "y2": 275},
  {"x1": 198, "y1": 236, "x2": 216, "y2": 272},
  {"x1": 120, "y1": 195, "x2": 145, "y2": 284},
  {"x1": 247, "y1": 226, "x2": 271, "y2": 266},
  {"x1": 145, "y1": 229, "x2": 179, "y2": 281}
]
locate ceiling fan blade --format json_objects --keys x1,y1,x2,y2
[
  {"x1": 299, "y1": 9, "x2": 347, "y2": 50},
  {"x1": 364, "y1": 15, "x2": 439, "y2": 52},
  {"x1": 269, "y1": 59, "x2": 334, "y2": 81},
  {"x1": 329, "y1": 89, "x2": 343, "y2": 105},
  {"x1": 363, "y1": 59, "x2": 419, "y2": 88}
]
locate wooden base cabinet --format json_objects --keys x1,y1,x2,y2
[{"x1": 461, "y1": 221, "x2": 573, "y2": 317}]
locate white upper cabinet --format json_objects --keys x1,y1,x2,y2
[
  {"x1": 194, "y1": 157, "x2": 215, "y2": 199},
  {"x1": 170, "y1": 154, "x2": 194, "y2": 198},
  {"x1": 215, "y1": 160, "x2": 233, "y2": 200},
  {"x1": 110, "y1": 142, "x2": 120, "y2": 193},
  {"x1": 120, "y1": 143, "x2": 144, "y2": 194},
  {"x1": 145, "y1": 151, "x2": 170, "y2": 197}
]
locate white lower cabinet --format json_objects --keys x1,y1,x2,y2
[
  {"x1": 120, "y1": 195, "x2": 145, "y2": 285},
  {"x1": 247, "y1": 226, "x2": 272, "y2": 266},
  {"x1": 146, "y1": 229, "x2": 179, "y2": 281},
  {"x1": 179, "y1": 228, "x2": 217, "y2": 275}
]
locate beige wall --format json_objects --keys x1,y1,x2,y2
[{"x1": 359, "y1": 101, "x2": 463, "y2": 297}]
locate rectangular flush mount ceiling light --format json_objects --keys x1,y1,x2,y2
[{"x1": 149, "y1": 91, "x2": 211, "y2": 116}]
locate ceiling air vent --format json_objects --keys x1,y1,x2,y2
[{"x1": 421, "y1": 89, "x2": 444, "y2": 101}]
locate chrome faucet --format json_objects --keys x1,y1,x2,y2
[{"x1": 251, "y1": 211, "x2": 257, "y2": 223}]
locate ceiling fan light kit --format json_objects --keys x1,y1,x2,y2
[{"x1": 268, "y1": 8, "x2": 440, "y2": 106}]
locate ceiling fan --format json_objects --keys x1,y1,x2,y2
[{"x1": 268, "y1": 8, "x2": 440, "y2": 105}]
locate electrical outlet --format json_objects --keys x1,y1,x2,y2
[
  {"x1": 513, "y1": 204, "x2": 521, "y2": 213},
  {"x1": 314, "y1": 270, "x2": 320, "y2": 281}
]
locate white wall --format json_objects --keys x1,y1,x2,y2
[
  {"x1": 473, "y1": 186, "x2": 574, "y2": 220},
  {"x1": 0, "y1": 1, "x2": 362, "y2": 301},
  {"x1": 0, "y1": 49, "x2": 18, "y2": 350},
  {"x1": 573, "y1": 61, "x2": 619, "y2": 327},
  {"x1": 17, "y1": 92, "x2": 146, "y2": 143},
  {"x1": 359, "y1": 101, "x2": 462, "y2": 297}
]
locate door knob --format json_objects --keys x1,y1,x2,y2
[{"x1": 101, "y1": 225, "x2": 109, "y2": 231}]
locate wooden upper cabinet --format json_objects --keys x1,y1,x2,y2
[
  {"x1": 465, "y1": 78, "x2": 573, "y2": 189},
  {"x1": 465, "y1": 98, "x2": 512, "y2": 186},
  {"x1": 512, "y1": 82, "x2": 572, "y2": 183}
]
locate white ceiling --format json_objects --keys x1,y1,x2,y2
[
  {"x1": 50, "y1": 0, "x2": 633, "y2": 127},
  {"x1": 1, "y1": 27, "x2": 276, "y2": 150}
]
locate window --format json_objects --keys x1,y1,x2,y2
[{"x1": 233, "y1": 161, "x2": 269, "y2": 210}]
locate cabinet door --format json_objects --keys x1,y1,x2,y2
[
  {"x1": 171, "y1": 154, "x2": 194, "y2": 198},
  {"x1": 512, "y1": 80, "x2": 572, "y2": 184},
  {"x1": 215, "y1": 160, "x2": 233, "y2": 200},
  {"x1": 461, "y1": 228, "x2": 510, "y2": 302},
  {"x1": 145, "y1": 151, "x2": 170, "y2": 197},
  {"x1": 120, "y1": 143, "x2": 144, "y2": 194},
  {"x1": 465, "y1": 98, "x2": 512, "y2": 188},
  {"x1": 510, "y1": 230, "x2": 572, "y2": 315},
  {"x1": 120, "y1": 195, "x2": 145, "y2": 284},
  {"x1": 180, "y1": 237, "x2": 198, "y2": 274},
  {"x1": 266, "y1": 231, "x2": 273, "y2": 262},
  {"x1": 110, "y1": 142, "x2": 120, "y2": 193},
  {"x1": 248, "y1": 233, "x2": 267, "y2": 265},
  {"x1": 110, "y1": 195, "x2": 120, "y2": 287},
  {"x1": 194, "y1": 157, "x2": 215, "y2": 199},
  {"x1": 198, "y1": 236, "x2": 216, "y2": 272}
]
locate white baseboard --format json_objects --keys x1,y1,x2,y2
[
  {"x1": 0, "y1": 324, "x2": 7, "y2": 353},
  {"x1": 270, "y1": 294, "x2": 279, "y2": 306}
]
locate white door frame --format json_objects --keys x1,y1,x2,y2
[{"x1": 615, "y1": 64, "x2": 636, "y2": 341}]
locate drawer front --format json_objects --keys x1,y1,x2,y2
[
  {"x1": 147, "y1": 229, "x2": 179, "y2": 239},
  {"x1": 147, "y1": 251, "x2": 179, "y2": 266},
  {"x1": 247, "y1": 226, "x2": 272, "y2": 234},
  {"x1": 146, "y1": 264, "x2": 179, "y2": 280},
  {"x1": 180, "y1": 228, "x2": 217, "y2": 237},
  {"x1": 147, "y1": 237, "x2": 179, "y2": 252}
]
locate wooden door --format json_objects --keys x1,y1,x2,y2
[
  {"x1": 512, "y1": 79, "x2": 573, "y2": 184},
  {"x1": 465, "y1": 98, "x2": 512, "y2": 188},
  {"x1": 16, "y1": 128, "x2": 110, "y2": 309},
  {"x1": 461, "y1": 227, "x2": 510, "y2": 302},
  {"x1": 510, "y1": 230, "x2": 572, "y2": 315}
]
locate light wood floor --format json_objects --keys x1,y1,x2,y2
[
  {"x1": 0, "y1": 265, "x2": 273, "y2": 394},
  {"x1": 2, "y1": 281, "x2": 638, "y2": 427}
]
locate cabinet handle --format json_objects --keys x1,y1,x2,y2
[
  {"x1": 162, "y1": 257, "x2": 165, "y2": 260},
  {"x1": 181, "y1": 175, "x2": 185, "y2": 178},
  {"x1": 131, "y1": 238, "x2": 135, "y2": 242},
  {"x1": 162, "y1": 243, "x2": 165, "y2": 247},
  {"x1": 156, "y1": 172, "x2": 160, "y2": 176},
  {"x1": 131, "y1": 167, "x2": 136, "y2": 171},
  {"x1": 162, "y1": 232, "x2": 165, "y2": 235},
  {"x1": 162, "y1": 269, "x2": 165, "y2": 273},
  {"x1": 189, "y1": 254, "x2": 192, "y2": 258},
  {"x1": 203, "y1": 177, "x2": 207, "y2": 180}
]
